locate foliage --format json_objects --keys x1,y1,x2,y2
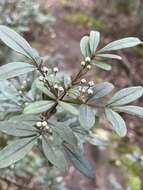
[{"x1": 0, "y1": 26, "x2": 143, "y2": 180}]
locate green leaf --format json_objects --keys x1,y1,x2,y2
[
  {"x1": 0, "y1": 136, "x2": 37, "y2": 168},
  {"x1": 0, "y1": 62, "x2": 36, "y2": 81},
  {"x1": 0, "y1": 120, "x2": 38, "y2": 137},
  {"x1": 50, "y1": 121, "x2": 78, "y2": 149},
  {"x1": 65, "y1": 146, "x2": 95, "y2": 180},
  {"x1": 58, "y1": 101, "x2": 79, "y2": 115},
  {"x1": 96, "y1": 53, "x2": 122, "y2": 60},
  {"x1": 89, "y1": 31, "x2": 100, "y2": 54},
  {"x1": 42, "y1": 135, "x2": 68, "y2": 171},
  {"x1": 24, "y1": 101, "x2": 55, "y2": 114},
  {"x1": 80, "y1": 36, "x2": 91, "y2": 57},
  {"x1": 113, "y1": 105, "x2": 143, "y2": 118},
  {"x1": 105, "y1": 108, "x2": 127, "y2": 137},
  {"x1": 86, "y1": 135, "x2": 108, "y2": 146},
  {"x1": 107, "y1": 86, "x2": 143, "y2": 106},
  {"x1": 35, "y1": 79, "x2": 56, "y2": 99},
  {"x1": 91, "y1": 60, "x2": 112, "y2": 71},
  {"x1": 99, "y1": 37, "x2": 141, "y2": 52},
  {"x1": 89, "y1": 82, "x2": 114, "y2": 101},
  {"x1": 79, "y1": 104, "x2": 95, "y2": 129},
  {"x1": 0, "y1": 25, "x2": 39, "y2": 62}
]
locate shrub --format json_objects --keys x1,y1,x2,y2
[{"x1": 0, "y1": 25, "x2": 143, "y2": 179}]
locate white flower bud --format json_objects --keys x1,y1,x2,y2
[
  {"x1": 24, "y1": 102, "x2": 29, "y2": 106},
  {"x1": 88, "y1": 81, "x2": 94, "y2": 87},
  {"x1": 42, "y1": 66, "x2": 49, "y2": 73},
  {"x1": 56, "y1": 176, "x2": 63, "y2": 183},
  {"x1": 36, "y1": 121, "x2": 42, "y2": 127},
  {"x1": 21, "y1": 85, "x2": 25, "y2": 90},
  {"x1": 42, "y1": 121, "x2": 47, "y2": 127},
  {"x1": 22, "y1": 80, "x2": 27, "y2": 85},
  {"x1": 39, "y1": 76, "x2": 44, "y2": 81},
  {"x1": 18, "y1": 90, "x2": 22, "y2": 95},
  {"x1": 81, "y1": 78, "x2": 87, "y2": 84},
  {"x1": 81, "y1": 88, "x2": 86, "y2": 93},
  {"x1": 87, "y1": 65, "x2": 91, "y2": 70},
  {"x1": 58, "y1": 86, "x2": 64, "y2": 92},
  {"x1": 53, "y1": 67, "x2": 59, "y2": 73},
  {"x1": 80, "y1": 61, "x2": 86, "y2": 66},
  {"x1": 54, "y1": 84, "x2": 59, "y2": 89},
  {"x1": 49, "y1": 135, "x2": 53, "y2": 141},
  {"x1": 85, "y1": 56, "x2": 91, "y2": 63},
  {"x1": 87, "y1": 88, "x2": 94, "y2": 95}
]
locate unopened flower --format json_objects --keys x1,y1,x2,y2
[
  {"x1": 36, "y1": 121, "x2": 42, "y2": 127},
  {"x1": 85, "y1": 56, "x2": 91, "y2": 63},
  {"x1": 54, "y1": 84, "x2": 58, "y2": 89},
  {"x1": 18, "y1": 90, "x2": 22, "y2": 95},
  {"x1": 88, "y1": 81, "x2": 94, "y2": 87},
  {"x1": 87, "y1": 88, "x2": 93, "y2": 95},
  {"x1": 42, "y1": 66, "x2": 49, "y2": 73},
  {"x1": 80, "y1": 61, "x2": 86, "y2": 66},
  {"x1": 22, "y1": 80, "x2": 27, "y2": 85},
  {"x1": 81, "y1": 78, "x2": 87, "y2": 84},
  {"x1": 39, "y1": 76, "x2": 44, "y2": 81},
  {"x1": 58, "y1": 86, "x2": 64, "y2": 92},
  {"x1": 42, "y1": 121, "x2": 48, "y2": 127},
  {"x1": 87, "y1": 65, "x2": 91, "y2": 70},
  {"x1": 53, "y1": 67, "x2": 59, "y2": 73},
  {"x1": 81, "y1": 88, "x2": 86, "y2": 93}
]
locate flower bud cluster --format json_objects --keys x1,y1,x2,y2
[
  {"x1": 79, "y1": 79, "x2": 95, "y2": 95},
  {"x1": 80, "y1": 56, "x2": 92, "y2": 70}
]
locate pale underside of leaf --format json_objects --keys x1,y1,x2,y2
[{"x1": 105, "y1": 108, "x2": 127, "y2": 137}]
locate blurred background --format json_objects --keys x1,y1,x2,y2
[{"x1": 0, "y1": 0, "x2": 143, "y2": 190}]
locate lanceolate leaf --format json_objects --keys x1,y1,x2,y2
[
  {"x1": 107, "y1": 86, "x2": 143, "y2": 106},
  {"x1": 89, "y1": 31, "x2": 100, "y2": 54},
  {"x1": 79, "y1": 104, "x2": 95, "y2": 129},
  {"x1": 0, "y1": 119, "x2": 38, "y2": 137},
  {"x1": 96, "y1": 54, "x2": 122, "y2": 60},
  {"x1": 80, "y1": 36, "x2": 91, "y2": 57},
  {"x1": 0, "y1": 62, "x2": 36, "y2": 81},
  {"x1": 113, "y1": 105, "x2": 143, "y2": 118},
  {"x1": 99, "y1": 37, "x2": 141, "y2": 52},
  {"x1": 105, "y1": 108, "x2": 127, "y2": 137},
  {"x1": 0, "y1": 25, "x2": 39, "y2": 62},
  {"x1": 24, "y1": 100, "x2": 55, "y2": 114},
  {"x1": 49, "y1": 121, "x2": 78, "y2": 149},
  {"x1": 42, "y1": 135, "x2": 68, "y2": 171},
  {"x1": 0, "y1": 137, "x2": 37, "y2": 168},
  {"x1": 35, "y1": 79, "x2": 56, "y2": 99},
  {"x1": 65, "y1": 146, "x2": 95, "y2": 180},
  {"x1": 58, "y1": 101, "x2": 79, "y2": 115},
  {"x1": 89, "y1": 82, "x2": 114, "y2": 101},
  {"x1": 91, "y1": 60, "x2": 112, "y2": 71}
]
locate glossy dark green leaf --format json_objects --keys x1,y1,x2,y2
[
  {"x1": 113, "y1": 105, "x2": 143, "y2": 118},
  {"x1": 89, "y1": 31, "x2": 100, "y2": 54},
  {"x1": 105, "y1": 108, "x2": 127, "y2": 137},
  {"x1": 0, "y1": 136, "x2": 37, "y2": 168},
  {"x1": 42, "y1": 135, "x2": 68, "y2": 171},
  {"x1": 79, "y1": 104, "x2": 95, "y2": 129},
  {"x1": 58, "y1": 101, "x2": 79, "y2": 115},
  {"x1": 80, "y1": 36, "x2": 91, "y2": 57},
  {"x1": 107, "y1": 86, "x2": 143, "y2": 106},
  {"x1": 96, "y1": 53, "x2": 122, "y2": 60},
  {"x1": 0, "y1": 62, "x2": 36, "y2": 81},
  {"x1": 91, "y1": 60, "x2": 112, "y2": 71},
  {"x1": 65, "y1": 147, "x2": 95, "y2": 180},
  {"x1": 24, "y1": 100, "x2": 55, "y2": 114},
  {"x1": 99, "y1": 37, "x2": 141, "y2": 52},
  {"x1": 0, "y1": 25, "x2": 39, "y2": 62}
]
